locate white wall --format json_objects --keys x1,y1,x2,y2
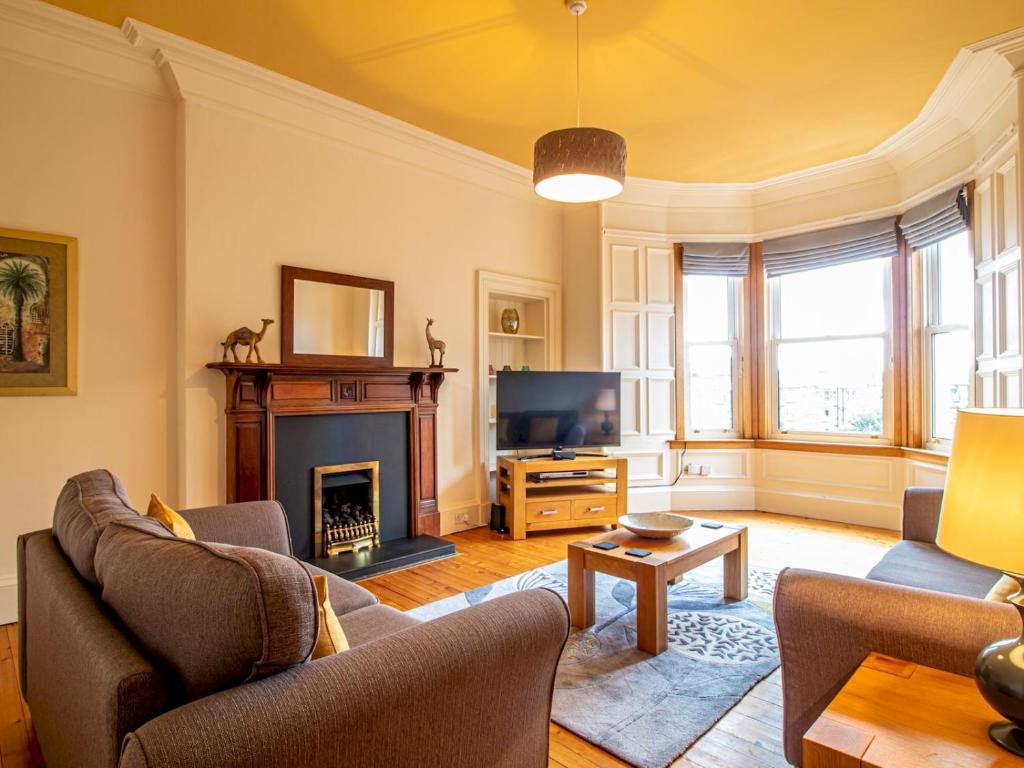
[
  {"x1": 629, "y1": 450, "x2": 946, "y2": 531},
  {"x1": 176, "y1": 100, "x2": 563, "y2": 522},
  {"x1": 0, "y1": 8, "x2": 177, "y2": 620}
]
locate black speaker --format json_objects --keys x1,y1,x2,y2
[{"x1": 489, "y1": 503, "x2": 508, "y2": 534}]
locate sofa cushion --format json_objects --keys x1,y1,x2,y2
[
  {"x1": 52, "y1": 469, "x2": 140, "y2": 585},
  {"x1": 95, "y1": 517, "x2": 319, "y2": 701},
  {"x1": 301, "y1": 562, "x2": 378, "y2": 615},
  {"x1": 147, "y1": 493, "x2": 196, "y2": 540},
  {"x1": 337, "y1": 604, "x2": 420, "y2": 648},
  {"x1": 311, "y1": 575, "x2": 349, "y2": 658},
  {"x1": 867, "y1": 540, "x2": 1001, "y2": 599}
]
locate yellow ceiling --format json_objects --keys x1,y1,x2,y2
[{"x1": 44, "y1": 0, "x2": 1024, "y2": 183}]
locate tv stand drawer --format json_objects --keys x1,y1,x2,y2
[
  {"x1": 572, "y1": 498, "x2": 617, "y2": 521},
  {"x1": 526, "y1": 499, "x2": 571, "y2": 523}
]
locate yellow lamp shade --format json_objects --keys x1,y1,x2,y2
[{"x1": 936, "y1": 409, "x2": 1024, "y2": 576}]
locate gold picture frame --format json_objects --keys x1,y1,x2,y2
[{"x1": 0, "y1": 227, "x2": 77, "y2": 396}]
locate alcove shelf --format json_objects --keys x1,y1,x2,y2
[{"x1": 477, "y1": 272, "x2": 562, "y2": 503}]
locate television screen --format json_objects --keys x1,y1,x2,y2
[{"x1": 496, "y1": 371, "x2": 621, "y2": 450}]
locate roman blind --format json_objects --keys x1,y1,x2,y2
[
  {"x1": 679, "y1": 242, "x2": 749, "y2": 277},
  {"x1": 898, "y1": 185, "x2": 968, "y2": 250},
  {"x1": 762, "y1": 217, "x2": 898, "y2": 278}
]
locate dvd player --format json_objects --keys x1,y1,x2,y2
[{"x1": 527, "y1": 470, "x2": 591, "y2": 482}]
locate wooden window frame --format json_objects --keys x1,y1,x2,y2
[
  {"x1": 681, "y1": 274, "x2": 743, "y2": 439},
  {"x1": 674, "y1": 244, "x2": 746, "y2": 440},
  {"x1": 764, "y1": 258, "x2": 895, "y2": 444}
]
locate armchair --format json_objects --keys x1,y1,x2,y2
[{"x1": 773, "y1": 487, "x2": 1015, "y2": 766}]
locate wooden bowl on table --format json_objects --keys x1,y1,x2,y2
[{"x1": 617, "y1": 512, "x2": 694, "y2": 539}]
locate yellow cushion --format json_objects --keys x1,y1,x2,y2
[
  {"x1": 985, "y1": 575, "x2": 1019, "y2": 603},
  {"x1": 312, "y1": 575, "x2": 349, "y2": 658},
  {"x1": 146, "y1": 493, "x2": 196, "y2": 541}
]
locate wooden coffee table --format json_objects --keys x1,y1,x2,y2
[{"x1": 567, "y1": 521, "x2": 748, "y2": 656}]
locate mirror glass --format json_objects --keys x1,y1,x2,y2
[{"x1": 292, "y1": 279, "x2": 386, "y2": 357}]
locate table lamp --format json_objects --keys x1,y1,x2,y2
[
  {"x1": 595, "y1": 388, "x2": 617, "y2": 435},
  {"x1": 936, "y1": 408, "x2": 1024, "y2": 756}
]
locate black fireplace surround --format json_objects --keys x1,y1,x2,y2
[{"x1": 274, "y1": 412, "x2": 453, "y2": 579}]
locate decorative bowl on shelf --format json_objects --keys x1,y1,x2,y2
[{"x1": 618, "y1": 512, "x2": 694, "y2": 539}]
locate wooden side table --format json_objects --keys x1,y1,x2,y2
[{"x1": 804, "y1": 652, "x2": 1024, "y2": 767}]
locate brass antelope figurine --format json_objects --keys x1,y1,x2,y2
[
  {"x1": 425, "y1": 318, "x2": 446, "y2": 368},
  {"x1": 220, "y1": 319, "x2": 274, "y2": 364}
]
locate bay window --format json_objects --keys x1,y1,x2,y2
[
  {"x1": 921, "y1": 231, "x2": 973, "y2": 445},
  {"x1": 769, "y1": 258, "x2": 892, "y2": 439},
  {"x1": 684, "y1": 274, "x2": 741, "y2": 436},
  {"x1": 762, "y1": 217, "x2": 899, "y2": 443},
  {"x1": 678, "y1": 242, "x2": 749, "y2": 438}
]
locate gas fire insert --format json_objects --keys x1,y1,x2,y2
[{"x1": 313, "y1": 461, "x2": 380, "y2": 557}]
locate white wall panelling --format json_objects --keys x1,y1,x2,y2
[
  {"x1": 974, "y1": 141, "x2": 1023, "y2": 408},
  {"x1": 604, "y1": 238, "x2": 679, "y2": 483}
]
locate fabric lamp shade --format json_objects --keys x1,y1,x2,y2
[
  {"x1": 936, "y1": 409, "x2": 1024, "y2": 576},
  {"x1": 533, "y1": 127, "x2": 626, "y2": 203}
]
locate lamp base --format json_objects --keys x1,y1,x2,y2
[
  {"x1": 976, "y1": 573, "x2": 1024, "y2": 758},
  {"x1": 990, "y1": 722, "x2": 1024, "y2": 757}
]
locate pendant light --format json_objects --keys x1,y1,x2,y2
[{"x1": 533, "y1": 0, "x2": 627, "y2": 203}]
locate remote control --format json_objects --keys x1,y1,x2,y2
[
  {"x1": 701, "y1": 521, "x2": 724, "y2": 529},
  {"x1": 593, "y1": 541, "x2": 619, "y2": 551},
  {"x1": 624, "y1": 548, "x2": 652, "y2": 558}
]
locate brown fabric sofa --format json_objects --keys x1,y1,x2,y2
[
  {"x1": 774, "y1": 487, "x2": 1018, "y2": 766},
  {"x1": 19, "y1": 470, "x2": 570, "y2": 768}
]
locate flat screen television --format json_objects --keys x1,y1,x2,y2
[{"x1": 496, "y1": 371, "x2": 621, "y2": 450}]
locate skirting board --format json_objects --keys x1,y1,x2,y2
[
  {"x1": 627, "y1": 486, "x2": 756, "y2": 513},
  {"x1": 755, "y1": 489, "x2": 901, "y2": 530},
  {"x1": 628, "y1": 485, "x2": 900, "y2": 531},
  {"x1": 0, "y1": 575, "x2": 17, "y2": 625},
  {"x1": 440, "y1": 501, "x2": 488, "y2": 535}
]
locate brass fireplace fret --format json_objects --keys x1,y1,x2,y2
[{"x1": 313, "y1": 461, "x2": 380, "y2": 558}]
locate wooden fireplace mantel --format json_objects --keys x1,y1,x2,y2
[{"x1": 207, "y1": 362, "x2": 457, "y2": 537}]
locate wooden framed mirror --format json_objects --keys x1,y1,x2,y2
[{"x1": 281, "y1": 266, "x2": 394, "y2": 367}]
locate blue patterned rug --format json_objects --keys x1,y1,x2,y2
[{"x1": 409, "y1": 560, "x2": 780, "y2": 768}]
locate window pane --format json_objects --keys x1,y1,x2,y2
[
  {"x1": 685, "y1": 275, "x2": 730, "y2": 342},
  {"x1": 778, "y1": 338, "x2": 884, "y2": 434},
  {"x1": 931, "y1": 330, "x2": 971, "y2": 441},
  {"x1": 778, "y1": 259, "x2": 887, "y2": 338},
  {"x1": 937, "y1": 231, "x2": 972, "y2": 327},
  {"x1": 688, "y1": 344, "x2": 733, "y2": 432}
]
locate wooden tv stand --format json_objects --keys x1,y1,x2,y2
[{"x1": 496, "y1": 455, "x2": 628, "y2": 540}]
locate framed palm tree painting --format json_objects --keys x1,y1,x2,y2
[{"x1": 0, "y1": 228, "x2": 77, "y2": 396}]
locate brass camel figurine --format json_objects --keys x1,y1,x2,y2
[
  {"x1": 425, "y1": 318, "x2": 446, "y2": 368},
  {"x1": 220, "y1": 319, "x2": 274, "y2": 364}
]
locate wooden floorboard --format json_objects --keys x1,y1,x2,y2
[{"x1": 2, "y1": 509, "x2": 896, "y2": 768}]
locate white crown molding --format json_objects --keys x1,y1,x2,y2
[
  {"x1": 120, "y1": 18, "x2": 552, "y2": 206},
  {"x1": 603, "y1": 117, "x2": 1019, "y2": 244},
  {"x1": 0, "y1": 0, "x2": 166, "y2": 97},
  {"x1": 613, "y1": 30, "x2": 1021, "y2": 198}
]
